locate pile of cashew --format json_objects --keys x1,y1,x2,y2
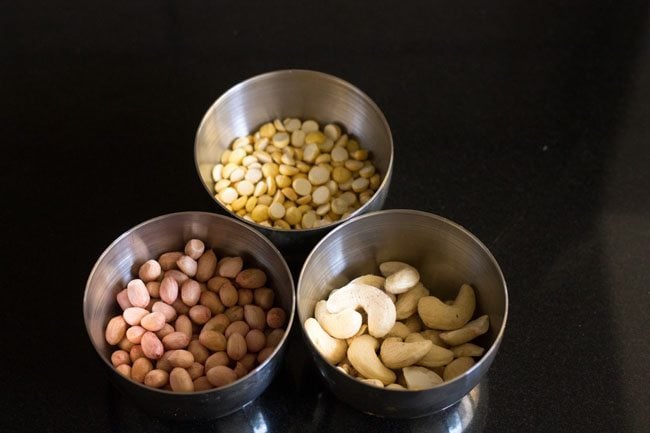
[{"x1": 304, "y1": 261, "x2": 489, "y2": 391}]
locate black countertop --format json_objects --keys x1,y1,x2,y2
[{"x1": 3, "y1": 1, "x2": 649, "y2": 432}]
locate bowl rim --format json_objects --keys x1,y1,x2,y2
[
  {"x1": 297, "y1": 208, "x2": 509, "y2": 393},
  {"x1": 193, "y1": 68, "x2": 394, "y2": 233},
  {"x1": 83, "y1": 210, "x2": 296, "y2": 396}
]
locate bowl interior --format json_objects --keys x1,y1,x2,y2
[{"x1": 297, "y1": 209, "x2": 507, "y2": 417}]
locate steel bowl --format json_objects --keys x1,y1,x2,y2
[
  {"x1": 194, "y1": 69, "x2": 393, "y2": 254},
  {"x1": 297, "y1": 209, "x2": 508, "y2": 418},
  {"x1": 83, "y1": 212, "x2": 295, "y2": 420}
]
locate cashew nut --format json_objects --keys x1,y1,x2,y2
[
  {"x1": 420, "y1": 329, "x2": 448, "y2": 347},
  {"x1": 304, "y1": 317, "x2": 347, "y2": 364},
  {"x1": 347, "y1": 334, "x2": 396, "y2": 385},
  {"x1": 387, "y1": 321, "x2": 411, "y2": 339},
  {"x1": 402, "y1": 366, "x2": 443, "y2": 390},
  {"x1": 451, "y1": 342, "x2": 485, "y2": 358},
  {"x1": 385, "y1": 383, "x2": 407, "y2": 390},
  {"x1": 346, "y1": 323, "x2": 368, "y2": 345},
  {"x1": 379, "y1": 337, "x2": 433, "y2": 369},
  {"x1": 350, "y1": 274, "x2": 385, "y2": 289},
  {"x1": 314, "y1": 300, "x2": 362, "y2": 339},
  {"x1": 359, "y1": 378, "x2": 385, "y2": 388},
  {"x1": 439, "y1": 314, "x2": 489, "y2": 346},
  {"x1": 404, "y1": 333, "x2": 454, "y2": 367},
  {"x1": 417, "y1": 283, "x2": 476, "y2": 330},
  {"x1": 395, "y1": 282, "x2": 429, "y2": 320},
  {"x1": 380, "y1": 261, "x2": 420, "y2": 294},
  {"x1": 327, "y1": 283, "x2": 396, "y2": 338},
  {"x1": 403, "y1": 314, "x2": 423, "y2": 333},
  {"x1": 443, "y1": 356, "x2": 476, "y2": 381}
]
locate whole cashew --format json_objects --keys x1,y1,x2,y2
[
  {"x1": 395, "y1": 282, "x2": 429, "y2": 320},
  {"x1": 350, "y1": 274, "x2": 385, "y2": 289},
  {"x1": 387, "y1": 322, "x2": 411, "y2": 339},
  {"x1": 327, "y1": 283, "x2": 396, "y2": 338},
  {"x1": 439, "y1": 315, "x2": 489, "y2": 346},
  {"x1": 380, "y1": 261, "x2": 420, "y2": 294},
  {"x1": 379, "y1": 337, "x2": 433, "y2": 369},
  {"x1": 314, "y1": 300, "x2": 362, "y2": 339},
  {"x1": 417, "y1": 283, "x2": 476, "y2": 330},
  {"x1": 451, "y1": 342, "x2": 485, "y2": 358},
  {"x1": 347, "y1": 335, "x2": 396, "y2": 385},
  {"x1": 359, "y1": 378, "x2": 385, "y2": 388},
  {"x1": 404, "y1": 333, "x2": 454, "y2": 368},
  {"x1": 304, "y1": 318, "x2": 347, "y2": 364},
  {"x1": 402, "y1": 366, "x2": 443, "y2": 390},
  {"x1": 443, "y1": 356, "x2": 476, "y2": 381}
]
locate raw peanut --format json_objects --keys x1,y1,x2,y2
[
  {"x1": 265, "y1": 328, "x2": 285, "y2": 348},
  {"x1": 205, "y1": 351, "x2": 230, "y2": 371},
  {"x1": 177, "y1": 255, "x2": 197, "y2": 277},
  {"x1": 129, "y1": 345, "x2": 145, "y2": 362},
  {"x1": 184, "y1": 239, "x2": 205, "y2": 260},
  {"x1": 207, "y1": 276, "x2": 230, "y2": 293},
  {"x1": 126, "y1": 279, "x2": 150, "y2": 308},
  {"x1": 187, "y1": 362, "x2": 204, "y2": 380},
  {"x1": 115, "y1": 364, "x2": 131, "y2": 378},
  {"x1": 235, "y1": 268, "x2": 267, "y2": 289},
  {"x1": 200, "y1": 291, "x2": 225, "y2": 315},
  {"x1": 116, "y1": 289, "x2": 132, "y2": 310},
  {"x1": 253, "y1": 288, "x2": 275, "y2": 310},
  {"x1": 175, "y1": 315, "x2": 193, "y2": 339},
  {"x1": 162, "y1": 331, "x2": 190, "y2": 350},
  {"x1": 168, "y1": 349, "x2": 194, "y2": 368},
  {"x1": 165, "y1": 269, "x2": 190, "y2": 285},
  {"x1": 216, "y1": 256, "x2": 243, "y2": 278},
  {"x1": 237, "y1": 288, "x2": 253, "y2": 306},
  {"x1": 144, "y1": 369, "x2": 169, "y2": 388},
  {"x1": 196, "y1": 250, "x2": 217, "y2": 282},
  {"x1": 105, "y1": 315, "x2": 128, "y2": 345},
  {"x1": 227, "y1": 333, "x2": 247, "y2": 361},
  {"x1": 171, "y1": 298, "x2": 190, "y2": 315},
  {"x1": 181, "y1": 279, "x2": 201, "y2": 306},
  {"x1": 146, "y1": 281, "x2": 160, "y2": 298},
  {"x1": 170, "y1": 367, "x2": 194, "y2": 392},
  {"x1": 244, "y1": 305, "x2": 266, "y2": 330},
  {"x1": 203, "y1": 314, "x2": 230, "y2": 333},
  {"x1": 266, "y1": 307, "x2": 286, "y2": 329},
  {"x1": 159, "y1": 276, "x2": 179, "y2": 305},
  {"x1": 199, "y1": 330, "x2": 227, "y2": 351},
  {"x1": 225, "y1": 320, "x2": 250, "y2": 338},
  {"x1": 189, "y1": 305, "x2": 212, "y2": 325},
  {"x1": 257, "y1": 347, "x2": 274, "y2": 364},
  {"x1": 158, "y1": 251, "x2": 183, "y2": 270},
  {"x1": 233, "y1": 362, "x2": 248, "y2": 379},
  {"x1": 219, "y1": 281, "x2": 238, "y2": 307},
  {"x1": 239, "y1": 353, "x2": 257, "y2": 371},
  {"x1": 131, "y1": 357, "x2": 153, "y2": 383},
  {"x1": 111, "y1": 350, "x2": 131, "y2": 367},
  {"x1": 156, "y1": 351, "x2": 174, "y2": 372},
  {"x1": 156, "y1": 323, "x2": 175, "y2": 339},
  {"x1": 118, "y1": 337, "x2": 134, "y2": 352},
  {"x1": 138, "y1": 260, "x2": 162, "y2": 282},
  {"x1": 152, "y1": 301, "x2": 177, "y2": 322},
  {"x1": 126, "y1": 325, "x2": 147, "y2": 344},
  {"x1": 206, "y1": 365, "x2": 238, "y2": 388},
  {"x1": 245, "y1": 329, "x2": 266, "y2": 353},
  {"x1": 187, "y1": 340, "x2": 209, "y2": 364},
  {"x1": 225, "y1": 306, "x2": 244, "y2": 322},
  {"x1": 141, "y1": 332, "x2": 164, "y2": 360},
  {"x1": 193, "y1": 376, "x2": 213, "y2": 391},
  {"x1": 140, "y1": 312, "x2": 166, "y2": 332}
]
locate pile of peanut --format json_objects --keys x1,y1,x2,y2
[
  {"x1": 304, "y1": 261, "x2": 489, "y2": 390},
  {"x1": 104, "y1": 239, "x2": 287, "y2": 392},
  {"x1": 212, "y1": 118, "x2": 381, "y2": 229}
]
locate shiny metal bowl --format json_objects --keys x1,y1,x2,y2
[
  {"x1": 83, "y1": 212, "x2": 295, "y2": 420},
  {"x1": 194, "y1": 69, "x2": 393, "y2": 253},
  {"x1": 297, "y1": 209, "x2": 508, "y2": 418}
]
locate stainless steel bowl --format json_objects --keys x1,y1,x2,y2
[
  {"x1": 83, "y1": 212, "x2": 295, "y2": 420},
  {"x1": 297, "y1": 209, "x2": 508, "y2": 419},
  {"x1": 194, "y1": 69, "x2": 393, "y2": 253}
]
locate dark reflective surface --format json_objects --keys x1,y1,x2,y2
[{"x1": 2, "y1": 1, "x2": 649, "y2": 432}]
